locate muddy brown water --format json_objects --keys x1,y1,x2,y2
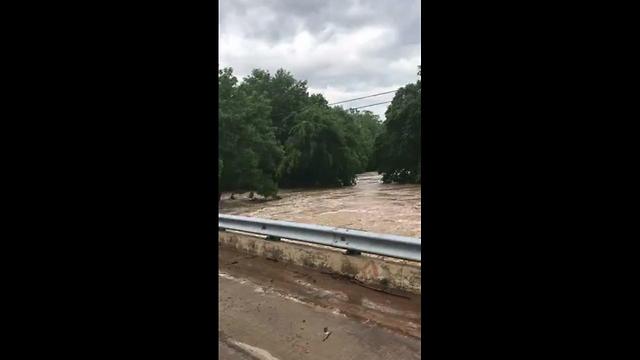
[{"x1": 219, "y1": 172, "x2": 421, "y2": 238}]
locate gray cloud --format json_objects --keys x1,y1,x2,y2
[{"x1": 219, "y1": 0, "x2": 421, "y2": 118}]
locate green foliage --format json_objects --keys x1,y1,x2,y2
[
  {"x1": 242, "y1": 68, "x2": 311, "y2": 144},
  {"x1": 218, "y1": 159, "x2": 223, "y2": 189},
  {"x1": 218, "y1": 68, "x2": 283, "y2": 198},
  {"x1": 279, "y1": 106, "x2": 365, "y2": 187},
  {"x1": 349, "y1": 110, "x2": 384, "y2": 171},
  {"x1": 374, "y1": 67, "x2": 421, "y2": 184},
  {"x1": 218, "y1": 67, "x2": 388, "y2": 196}
]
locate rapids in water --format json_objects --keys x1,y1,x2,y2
[{"x1": 219, "y1": 172, "x2": 421, "y2": 237}]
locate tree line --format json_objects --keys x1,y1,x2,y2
[{"x1": 219, "y1": 66, "x2": 421, "y2": 199}]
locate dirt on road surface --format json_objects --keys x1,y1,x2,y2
[
  {"x1": 219, "y1": 172, "x2": 421, "y2": 237},
  {"x1": 218, "y1": 247, "x2": 421, "y2": 360}
]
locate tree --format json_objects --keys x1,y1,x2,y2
[
  {"x1": 218, "y1": 67, "x2": 283, "y2": 198},
  {"x1": 242, "y1": 68, "x2": 311, "y2": 145},
  {"x1": 218, "y1": 66, "x2": 383, "y2": 195},
  {"x1": 277, "y1": 104, "x2": 367, "y2": 187},
  {"x1": 374, "y1": 66, "x2": 421, "y2": 183},
  {"x1": 347, "y1": 110, "x2": 383, "y2": 171}
]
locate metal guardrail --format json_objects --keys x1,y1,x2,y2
[{"x1": 219, "y1": 214, "x2": 421, "y2": 262}]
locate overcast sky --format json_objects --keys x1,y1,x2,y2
[{"x1": 219, "y1": 0, "x2": 421, "y2": 119}]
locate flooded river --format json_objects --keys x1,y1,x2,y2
[{"x1": 219, "y1": 172, "x2": 421, "y2": 237}]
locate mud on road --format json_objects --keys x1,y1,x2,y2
[{"x1": 218, "y1": 247, "x2": 421, "y2": 360}]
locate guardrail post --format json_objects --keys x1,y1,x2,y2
[
  {"x1": 266, "y1": 235, "x2": 281, "y2": 241},
  {"x1": 345, "y1": 249, "x2": 361, "y2": 256}
]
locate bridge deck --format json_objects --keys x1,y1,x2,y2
[{"x1": 218, "y1": 247, "x2": 421, "y2": 359}]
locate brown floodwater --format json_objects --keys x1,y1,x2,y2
[{"x1": 219, "y1": 172, "x2": 421, "y2": 237}]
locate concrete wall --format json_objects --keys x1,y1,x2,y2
[{"x1": 218, "y1": 231, "x2": 421, "y2": 295}]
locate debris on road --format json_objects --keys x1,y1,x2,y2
[{"x1": 322, "y1": 327, "x2": 332, "y2": 342}]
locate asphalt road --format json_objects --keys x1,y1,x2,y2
[
  {"x1": 218, "y1": 247, "x2": 421, "y2": 360},
  {"x1": 219, "y1": 339, "x2": 253, "y2": 360}
]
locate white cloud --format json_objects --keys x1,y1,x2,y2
[{"x1": 219, "y1": 0, "x2": 421, "y2": 119}]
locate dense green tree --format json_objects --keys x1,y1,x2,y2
[
  {"x1": 279, "y1": 105, "x2": 364, "y2": 187},
  {"x1": 347, "y1": 110, "x2": 383, "y2": 171},
  {"x1": 241, "y1": 68, "x2": 311, "y2": 145},
  {"x1": 218, "y1": 66, "x2": 388, "y2": 196},
  {"x1": 374, "y1": 67, "x2": 421, "y2": 183},
  {"x1": 218, "y1": 68, "x2": 283, "y2": 197}
]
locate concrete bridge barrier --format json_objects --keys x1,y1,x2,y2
[{"x1": 218, "y1": 231, "x2": 421, "y2": 295}]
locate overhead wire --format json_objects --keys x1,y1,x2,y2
[
  {"x1": 279, "y1": 88, "x2": 397, "y2": 123},
  {"x1": 347, "y1": 100, "x2": 392, "y2": 110},
  {"x1": 327, "y1": 89, "x2": 397, "y2": 106}
]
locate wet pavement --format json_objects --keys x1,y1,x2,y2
[
  {"x1": 219, "y1": 172, "x2": 421, "y2": 237},
  {"x1": 218, "y1": 247, "x2": 421, "y2": 359}
]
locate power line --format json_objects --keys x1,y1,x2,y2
[
  {"x1": 347, "y1": 100, "x2": 392, "y2": 110},
  {"x1": 328, "y1": 89, "x2": 397, "y2": 106},
  {"x1": 279, "y1": 89, "x2": 398, "y2": 123}
]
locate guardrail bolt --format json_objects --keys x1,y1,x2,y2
[
  {"x1": 266, "y1": 235, "x2": 281, "y2": 241},
  {"x1": 345, "y1": 249, "x2": 361, "y2": 256}
]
